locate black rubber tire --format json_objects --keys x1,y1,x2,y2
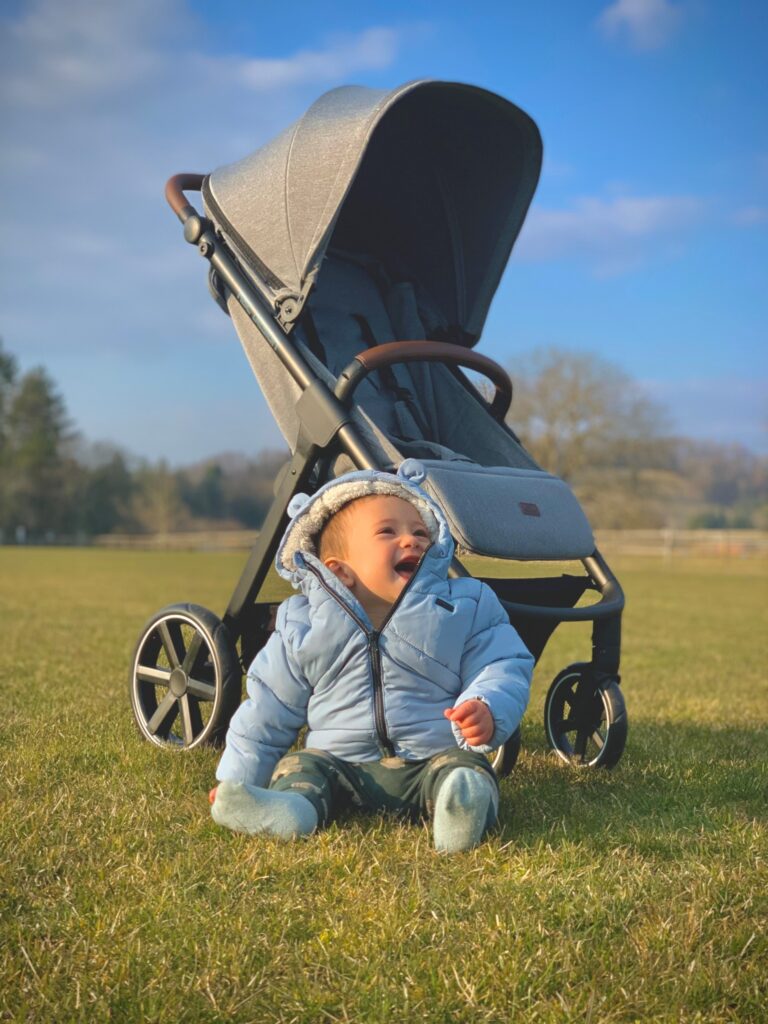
[
  {"x1": 129, "y1": 603, "x2": 241, "y2": 749},
  {"x1": 488, "y1": 726, "x2": 522, "y2": 778},
  {"x1": 544, "y1": 663, "x2": 627, "y2": 768}
]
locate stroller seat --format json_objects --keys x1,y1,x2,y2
[
  {"x1": 297, "y1": 250, "x2": 445, "y2": 456},
  {"x1": 294, "y1": 249, "x2": 594, "y2": 560}
]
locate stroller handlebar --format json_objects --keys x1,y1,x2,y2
[
  {"x1": 337, "y1": 341, "x2": 513, "y2": 421},
  {"x1": 165, "y1": 173, "x2": 205, "y2": 221}
]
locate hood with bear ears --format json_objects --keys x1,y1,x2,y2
[{"x1": 276, "y1": 459, "x2": 454, "y2": 583}]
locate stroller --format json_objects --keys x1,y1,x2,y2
[{"x1": 129, "y1": 80, "x2": 627, "y2": 774}]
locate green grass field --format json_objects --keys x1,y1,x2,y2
[{"x1": 1, "y1": 548, "x2": 766, "y2": 1023}]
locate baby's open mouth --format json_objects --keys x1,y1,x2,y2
[{"x1": 395, "y1": 556, "x2": 420, "y2": 579}]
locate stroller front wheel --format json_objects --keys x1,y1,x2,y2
[
  {"x1": 544, "y1": 664, "x2": 627, "y2": 768},
  {"x1": 129, "y1": 604, "x2": 241, "y2": 749},
  {"x1": 488, "y1": 726, "x2": 521, "y2": 778}
]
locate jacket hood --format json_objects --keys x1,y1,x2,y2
[{"x1": 276, "y1": 459, "x2": 454, "y2": 585}]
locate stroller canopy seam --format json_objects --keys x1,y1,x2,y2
[{"x1": 205, "y1": 80, "x2": 541, "y2": 343}]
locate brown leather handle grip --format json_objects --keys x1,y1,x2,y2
[
  {"x1": 351, "y1": 340, "x2": 512, "y2": 420},
  {"x1": 165, "y1": 173, "x2": 206, "y2": 219}
]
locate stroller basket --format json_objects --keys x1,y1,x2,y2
[{"x1": 130, "y1": 80, "x2": 627, "y2": 773}]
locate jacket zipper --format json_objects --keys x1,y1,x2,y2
[
  {"x1": 304, "y1": 552, "x2": 428, "y2": 757},
  {"x1": 366, "y1": 632, "x2": 393, "y2": 756}
]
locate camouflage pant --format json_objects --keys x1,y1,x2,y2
[{"x1": 270, "y1": 747, "x2": 499, "y2": 830}]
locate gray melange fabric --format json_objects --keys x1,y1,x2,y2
[
  {"x1": 417, "y1": 462, "x2": 595, "y2": 560},
  {"x1": 226, "y1": 297, "x2": 302, "y2": 450},
  {"x1": 205, "y1": 80, "x2": 541, "y2": 341}
]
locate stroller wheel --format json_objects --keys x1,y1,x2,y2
[
  {"x1": 129, "y1": 604, "x2": 241, "y2": 749},
  {"x1": 544, "y1": 664, "x2": 627, "y2": 768},
  {"x1": 488, "y1": 726, "x2": 521, "y2": 778}
]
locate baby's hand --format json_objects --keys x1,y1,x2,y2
[
  {"x1": 444, "y1": 699, "x2": 494, "y2": 746},
  {"x1": 208, "y1": 786, "x2": 218, "y2": 805}
]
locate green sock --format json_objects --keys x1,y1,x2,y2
[
  {"x1": 432, "y1": 767, "x2": 497, "y2": 853},
  {"x1": 211, "y1": 779, "x2": 318, "y2": 840}
]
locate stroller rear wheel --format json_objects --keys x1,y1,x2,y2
[
  {"x1": 544, "y1": 663, "x2": 627, "y2": 768},
  {"x1": 488, "y1": 726, "x2": 521, "y2": 778},
  {"x1": 129, "y1": 604, "x2": 241, "y2": 749}
]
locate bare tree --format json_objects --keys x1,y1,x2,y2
[{"x1": 507, "y1": 347, "x2": 671, "y2": 480}]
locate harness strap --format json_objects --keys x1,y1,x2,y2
[{"x1": 352, "y1": 314, "x2": 431, "y2": 440}]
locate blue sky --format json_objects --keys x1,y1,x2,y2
[{"x1": 1, "y1": 0, "x2": 766, "y2": 463}]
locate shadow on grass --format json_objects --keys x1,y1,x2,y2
[
  {"x1": 291, "y1": 721, "x2": 766, "y2": 862},
  {"x1": 496, "y1": 720, "x2": 767, "y2": 853}
]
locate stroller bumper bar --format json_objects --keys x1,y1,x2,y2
[{"x1": 335, "y1": 343, "x2": 513, "y2": 422}]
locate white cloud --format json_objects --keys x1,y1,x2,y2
[
  {"x1": 0, "y1": 1, "x2": 404, "y2": 343},
  {"x1": 2, "y1": 0, "x2": 176, "y2": 107},
  {"x1": 1, "y1": 2, "x2": 400, "y2": 110},
  {"x1": 0, "y1": 0, "x2": 406, "y2": 460},
  {"x1": 731, "y1": 206, "x2": 768, "y2": 227},
  {"x1": 516, "y1": 193, "x2": 704, "y2": 272},
  {"x1": 597, "y1": 0, "x2": 683, "y2": 51},
  {"x1": 227, "y1": 28, "x2": 399, "y2": 91}
]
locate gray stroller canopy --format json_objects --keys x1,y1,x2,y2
[{"x1": 205, "y1": 80, "x2": 542, "y2": 342}]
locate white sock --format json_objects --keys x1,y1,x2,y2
[
  {"x1": 211, "y1": 779, "x2": 318, "y2": 840},
  {"x1": 432, "y1": 768, "x2": 498, "y2": 853}
]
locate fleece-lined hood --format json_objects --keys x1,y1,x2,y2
[{"x1": 276, "y1": 459, "x2": 454, "y2": 585}]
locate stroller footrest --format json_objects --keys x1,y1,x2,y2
[{"x1": 418, "y1": 461, "x2": 595, "y2": 560}]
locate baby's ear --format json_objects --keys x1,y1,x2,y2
[{"x1": 324, "y1": 557, "x2": 355, "y2": 588}]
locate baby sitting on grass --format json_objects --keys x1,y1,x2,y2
[{"x1": 210, "y1": 461, "x2": 533, "y2": 852}]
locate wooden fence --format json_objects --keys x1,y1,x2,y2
[
  {"x1": 92, "y1": 528, "x2": 768, "y2": 558},
  {"x1": 594, "y1": 529, "x2": 768, "y2": 558}
]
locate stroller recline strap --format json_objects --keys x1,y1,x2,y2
[{"x1": 352, "y1": 314, "x2": 431, "y2": 440}]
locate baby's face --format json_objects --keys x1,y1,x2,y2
[{"x1": 324, "y1": 495, "x2": 431, "y2": 622}]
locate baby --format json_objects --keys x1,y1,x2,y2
[{"x1": 210, "y1": 461, "x2": 534, "y2": 852}]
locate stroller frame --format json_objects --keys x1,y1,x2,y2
[{"x1": 130, "y1": 84, "x2": 627, "y2": 772}]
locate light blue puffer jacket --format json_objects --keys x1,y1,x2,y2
[{"x1": 216, "y1": 464, "x2": 534, "y2": 788}]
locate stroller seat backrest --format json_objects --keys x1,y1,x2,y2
[
  {"x1": 292, "y1": 249, "x2": 596, "y2": 560},
  {"x1": 296, "y1": 250, "x2": 450, "y2": 456}
]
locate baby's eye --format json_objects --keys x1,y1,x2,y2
[
  {"x1": 377, "y1": 527, "x2": 395, "y2": 536},
  {"x1": 415, "y1": 529, "x2": 428, "y2": 538}
]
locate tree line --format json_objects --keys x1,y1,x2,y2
[
  {"x1": 507, "y1": 348, "x2": 768, "y2": 530},
  {"x1": 0, "y1": 338, "x2": 765, "y2": 542},
  {"x1": 0, "y1": 339, "x2": 285, "y2": 543}
]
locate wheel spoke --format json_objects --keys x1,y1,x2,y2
[
  {"x1": 179, "y1": 695, "x2": 193, "y2": 744},
  {"x1": 574, "y1": 729, "x2": 589, "y2": 760},
  {"x1": 136, "y1": 665, "x2": 172, "y2": 686},
  {"x1": 147, "y1": 691, "x2": 179, "y2": 736},
  {"x1": 186, "y1": 676, "x2": 217, "y2": 701},
  {"x1": 179, "y1": 695, "x2": 203, "y2": 745},
  {"x1": 182, "y1": 631, "x2": 205, "y2": 674},
  {"x1": 158, "y1": 620, "x2": 185, "y2": 669},
  {"x1": 189, "y1": 696, "x2": 204, "y2": 736},
  {"x1": 591, "y1": 730, "x2": 605, "y2": 749}
]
